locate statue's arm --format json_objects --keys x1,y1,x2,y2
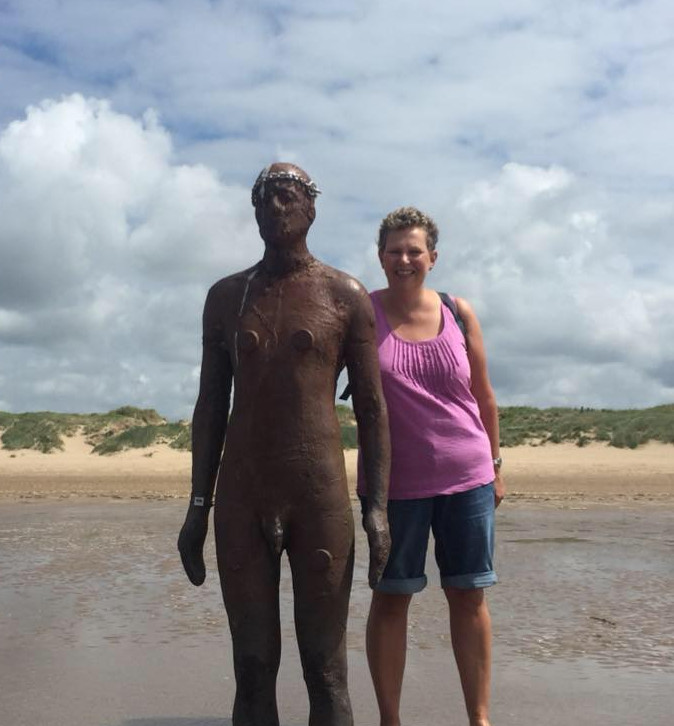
[
  {"x1": 191, "y1": 291, "x2": 233, "y2": 504},
  {"x1": 178, "y1": 285, "x2": 233, "y2": 586},
  {"x1": 343, "y1": 284, "x2": 391, "y2": 588}
]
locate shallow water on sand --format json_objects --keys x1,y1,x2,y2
[
  {"x1": 493, "y1": 505, "x2": 674, "y2": 670},
  {"x1": 1, "y1": 500, "x2": 672, "y2": 726}
]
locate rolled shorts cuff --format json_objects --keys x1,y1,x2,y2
[
  {"x1": 375, "y1": 575, "x2": 427, "y2": 594},
  {"x1": 441, "y1": 571, "x2": 498, "y2": 590}
]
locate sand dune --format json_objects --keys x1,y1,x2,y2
[{"x1": 1, "y1": 434, "x2": 672, "y2": 503}]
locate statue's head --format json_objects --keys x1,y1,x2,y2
[{"x1": 252, "y1": 163, "x2": 321, "y2": 245}]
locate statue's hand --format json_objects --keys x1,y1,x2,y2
[
  {"x1": 364, "y1": 505, "x2": 391, "y2": 590},
  {"x1": 177, "y1": 506, "x2": 210, "y2": 586}
]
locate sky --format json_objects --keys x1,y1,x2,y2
[{"x1": 1, "y1": 0, "x2": 673, "y2": 420}]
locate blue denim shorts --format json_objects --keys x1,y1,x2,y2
[{"x1": 361, "y1": 482, "x2": 497, "y2": 594}]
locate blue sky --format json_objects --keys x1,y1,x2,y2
[{"x1": 1, "y1": 0, "x2": 673, "y2": 419}]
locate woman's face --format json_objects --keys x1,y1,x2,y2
[{"x1": 379, "y1": 226, "x2": 437, "y2": 289}]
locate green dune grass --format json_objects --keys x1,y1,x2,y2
[
  {"x1": 0, "y1": 407, "x2": 187, "y2": 455},
  {"x1": 497, "y1": 404, "x2": 674, "y2": 448},
  {"x1": 0, "y1": 404, "x2": 672, "y2": 454}
]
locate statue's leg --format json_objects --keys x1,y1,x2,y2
[
  {"x1": 288, "y1": 504, "x2": 355, "y2": 726},
  {"x1": 216, "y1": 506, "x2": 282, "y2": 726}
]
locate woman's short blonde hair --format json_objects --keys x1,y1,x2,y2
[{"x1": 377, "y1": 206, "x2": 439, "y2": 253}]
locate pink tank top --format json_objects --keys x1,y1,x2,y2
[{"x1": 357, "y1": 290, "x2": 494, "y2": 499}]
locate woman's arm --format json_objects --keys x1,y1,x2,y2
[{"x1": 456, "y1": 297, "x2": 505, "y2": 507}]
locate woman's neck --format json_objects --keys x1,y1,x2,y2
[{"x1": 382, "y1": 284, "x2": 429, "y2": 317}]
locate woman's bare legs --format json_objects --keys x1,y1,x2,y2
[
  {"x1": 444, "y1": 586, "x2": 492, "y2": 726},
  {"x1": 365, "y1": 591, "x2": 413, "y2": 726}
]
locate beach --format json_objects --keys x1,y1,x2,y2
[
  {"x1": 1, "y1": 439, "x2": 673, "y2": 725},
  {"x1": 1, "y1": 434, "x2": 673, "y2": 503}
]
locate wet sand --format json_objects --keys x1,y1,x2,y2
[{"x1": 1, "y1": 498, "x2": 672, "y2": 726}]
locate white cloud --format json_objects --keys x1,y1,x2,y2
[
  {"x1": 436, "y1": 163, "x2": 674, "y2": 407},
  {"x1": 0, "y1": 1, "x2": 673, "y2": 414},
  {"x1": 0, "y1": 94, "x2": 260, "y2": 416}
]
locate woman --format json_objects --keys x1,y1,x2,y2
[{"x1": 358, "y1": 207, "x2": 505, "y2": 726}]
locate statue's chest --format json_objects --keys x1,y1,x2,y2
[{"x1": 232, "y1": 279, "x2": 342, "y2": 363}]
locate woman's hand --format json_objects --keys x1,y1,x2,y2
[{"x1": 494, "y1": 470, "x2": 506, "y2": 508}]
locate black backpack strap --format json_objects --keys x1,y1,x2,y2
[
  {"x1": 439, "y1": 292, "x2": 466, "y2": 338},
  {"x1": 339, "y1": 381, "x2": 352, "y2": 401}
]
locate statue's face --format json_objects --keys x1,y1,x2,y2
[{"x1": 254, "y1": 167, "x2": 316, "y2": 245}]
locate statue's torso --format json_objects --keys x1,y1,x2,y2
[{"x1": 211, "y1": 264, "x2": 354, "y2": 494}]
